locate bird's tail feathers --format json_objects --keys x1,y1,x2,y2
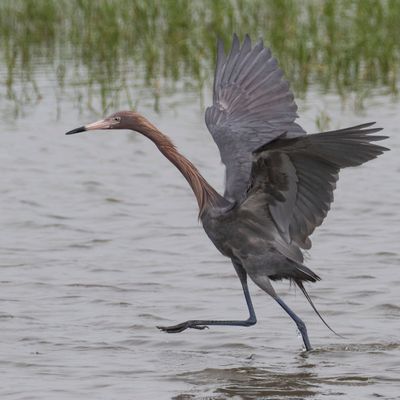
[{"x1": 295, "y1": 264, "x2": 320, "y2": 282}]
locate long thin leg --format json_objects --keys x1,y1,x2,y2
[
  {"x1": 275, "y1": 296, "x2": 312, "y2": 351},
  {"x1": 157, "y1": 261, "x2": 257, "y2": 333}
]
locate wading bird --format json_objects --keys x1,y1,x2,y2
[{"x1": 66, "y1": 35, "x2": 388, "y2": 351}]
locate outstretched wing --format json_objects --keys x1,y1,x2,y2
[
  {"x1": 205, "y1": 34, "x2": 305, "y2": 203},
  {"x1": 244, "y1": 123, "x2": 388, "y2": 249}
]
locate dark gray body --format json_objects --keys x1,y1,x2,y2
[{"x1": 202, "y1": 202, "x2": 305, "y2": 298}]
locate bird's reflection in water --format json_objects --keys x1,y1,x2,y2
[
  {"x1": 169, "y1": 343, "x2": 388, "y2": 399},
  {"x1": 173, "y1": 357, "x2": 319, "y2": 399}
]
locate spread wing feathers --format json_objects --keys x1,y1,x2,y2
[
  {"x1": 205, "y1": 34, "x2": 305, "y2": 202},
  {"x1": 245, "y1": 123, "x2": 389, "y2": 249}
]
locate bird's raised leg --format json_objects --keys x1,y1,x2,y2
[
  {"x1": 157, "y1": 261, "x2": 257, "y2": 333},
  {"x1": 275, "y1": 297, "x2": 312, "y2": 351}
]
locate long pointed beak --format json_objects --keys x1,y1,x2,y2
[{"x1": 65, "y1": 119, "x2": 110, "y2": 135}]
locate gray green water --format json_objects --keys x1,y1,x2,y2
[{"x1": 1, "y1": 1, "x2": 399, "y2": 399}]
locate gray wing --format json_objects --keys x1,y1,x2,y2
[
  {"x1": 205, "y1": 34, "x2": 305, "y2": 203},
  {"x1": 244, "y1": 123, "x2": 388, "y2": 249}
]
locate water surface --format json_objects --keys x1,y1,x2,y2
[{"x1": 1, "y1": 3, "x2": 400, "y2": 398}]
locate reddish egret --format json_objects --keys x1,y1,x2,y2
[{"x1": 66, "y1": 35, "x2": 388, "y2": 351}]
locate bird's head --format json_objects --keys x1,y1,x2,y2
[{"x1": 65, "y1": 110, "x2": 143, "y2": 135}]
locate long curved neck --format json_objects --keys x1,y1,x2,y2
[{"x1": 131, "y1": 115, "x2": 220, "y2": 216}]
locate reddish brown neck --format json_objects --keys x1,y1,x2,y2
[{"x1": 130, "y1": 115, "x2": 219, "y2": 216}]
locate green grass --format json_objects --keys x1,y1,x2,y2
[{"x1": 1, "y1": 0, "x2": 399, "y2": 115}]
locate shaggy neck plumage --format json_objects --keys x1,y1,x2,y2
[{"x1": 130, "y1": 115, "x2": 218, "y2": 216}]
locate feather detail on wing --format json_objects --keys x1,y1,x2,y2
[
  {"x1": 205, "y1": 34, "x2": 305, "y2": 203},
  {"x1": 245, "y1": 123, "x2": 389, "y2": 249}
]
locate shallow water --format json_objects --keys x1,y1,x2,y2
[{"x1": 1, "y1": 62, "x2": 400, "y2": 399}]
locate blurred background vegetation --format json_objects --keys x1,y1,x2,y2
[{"x1": 0, "y1": 0, "x2": 399, "y2": 117}]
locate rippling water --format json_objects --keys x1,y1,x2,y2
[{"x1": 1, "y1": 70, "x2": 399, "y2": 398}]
